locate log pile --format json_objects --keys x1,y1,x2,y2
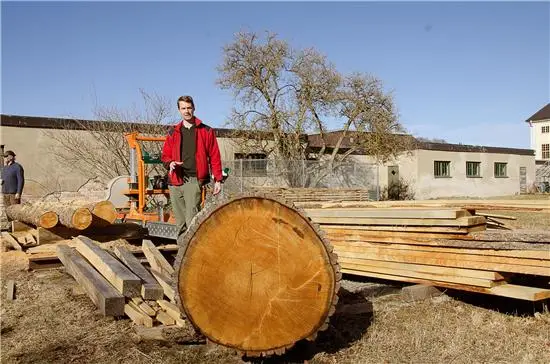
[
  {"x1": 5, "y1": 199, "x2": 118, "y2": 230},
  {"x1": 303, "y1": 207, "x2": 550, "y2": 301}
]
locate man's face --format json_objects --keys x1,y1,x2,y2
[
  {"x1": 4, "y1": 155, "x2": 13, "y2": 164},
  {"x1": 178, "y1": 101, "x2": 195, "y2": 122}
]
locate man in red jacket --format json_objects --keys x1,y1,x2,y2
[{"x1": 161, "y1": 95, "x2": 223, "y2": 237}]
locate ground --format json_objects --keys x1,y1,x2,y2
[{"x1": 1, "y1": 199, "x2": 549, "y2": 363}]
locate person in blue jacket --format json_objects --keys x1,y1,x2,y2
[{"x1": 2, "y1": 150, "x2": 24, "y2": 206}]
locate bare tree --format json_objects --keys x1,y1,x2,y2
[
  {"x1": 45, "y1": 90, "x2": 175, "y2": 183},
  {"x1": 218, "y1": 31, "x2": 414, "y2": 187}
]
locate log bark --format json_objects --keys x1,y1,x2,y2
[
  {"x1": 174, "y1": 193, "x2": 340, "y2": 357},
  {"x1": 5, "y1": 203, "x2": 58, "y2": 228}
]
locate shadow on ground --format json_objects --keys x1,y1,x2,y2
[{"x1": 242, "y1": 287, "x2": 375, "y2": 363}]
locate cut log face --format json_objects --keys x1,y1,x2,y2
[
  {"x1": 6, "y1": 204, "x2": 59, "y2": 229},
  {"x1": 174, "y1": 194, "x2": 340, "y2": 356}
]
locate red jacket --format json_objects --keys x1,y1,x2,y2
[{"x1": 161, "y1": 118, "x2": 222, "y2": 186}]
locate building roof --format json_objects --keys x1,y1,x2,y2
[
  {"x1": 1, "y1": 114, "x2": 535, "y2": 156},
  {"x1": 525, "y1": 103, "x2": 550, "y2": 122},
  {"x1": 307, "y1": 130, "x2": 534, "y2": 156},
  {"x1": 0, "y1": 114, "x2": 235, "y2": 137}
]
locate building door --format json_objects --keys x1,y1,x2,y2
[
  {"x1": 519, "y1": 166, "x2": 527, "y2": 194},
  {"x1": 388, "y1": 165, "x2": 400, "y2": 200}
]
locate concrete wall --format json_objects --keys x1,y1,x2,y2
[
  {"x1": 413, "y1": 149, "x2": 535, "y2": 199},
  {"x1": 530, "y1": 119, "x2": 550, "y2": 160}
]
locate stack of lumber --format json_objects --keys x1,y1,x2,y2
[
  {"x1": 304, "y1": 207, "x2": 550, "y2": 301},
  {"x1": 254, "y1": 187, "x2": 372, "y2": 202},
  {"x1": 297, "y1": 198, "x2": 550, "y2": 212},
  {"x1": 57, "y1": 236, "x2": 186, "y2": 329}
]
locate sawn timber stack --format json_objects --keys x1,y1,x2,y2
[
  {"x1": 304, "y1": 207, "x2": 550, "y2": 301},
  {"x1": 174, "y1": 193, "x2": 340, "y2": 357}
]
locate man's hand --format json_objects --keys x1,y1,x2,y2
[
  {"x1": 213, "y1": 181, "x2": 222, "y2": 195},
  {"x1": 169, "y1": 161, "x2": 183, "y2": 173}
]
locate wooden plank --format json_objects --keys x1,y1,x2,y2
[
  {"x1": 334, "y1": 248, "x2": 550, "y2": 276},
  {"x1": 320, "y1": 224, "x2": 486, "y2": 234},
  {"x1": 341, "y1": 269, "x2": 550, "y2": 301},
  {"x1": 125, "y1": 303, "x2": 153, "y2": 327},
  {"x1": 57, "y1": 245, "x2": 125, "y2": 316},
  {"x1": 1, "y1": 232, "x2": 22, "y2": 251},
  {"x1": 336, "y1": 256, "x2": 504, "y2": 280},
  {"x1": 323, "y1": 229, "x2": 550, "y2": 251},
  {"x1": 156, "y1": 310, "x2": 175, "y2": 326},
  {"x1": 157, "y1": 299, "x2": 182, "y2": 319},
  {"x1": 139, "y1": 302, "x2": 157, "y2": 317},
  {"x1": 333, "y1": 244, "x2": 550, "y2": 268},
  {"x1": 73, "y1": 236, "x2": 141, "y2": 297},
  {"x1": 475, "y1": 212, "x2": 517, "y2": 220},
  {"x1": 151, "y1": 270, "x2": 176, "y2": 302},
  {"x1": 330, "y1": 239, "x2": 550, "y2": 260},
  {"x1": 113, "y1": 246, "x2": 164, "y2": 300},
  {"x1": 305, "y1": 208, "x2": 469, "y2": 219},
  {"x1": 311, "y1": 215, "x2": 486, "y2": 226},
  {"x1": 339, "y1": 260, "x2": 502, "y2": 287},
  {"x1": 11, "y1": 221, "x2": 33, "y2": 232},
  {"x1": 142, "y1": 239, "x2": 175, "y2": 276},
  {"x1": 6, "y1": 280, "x2": 15, "y2": 300},
  {"x1": 35, "y1": 223, "x2": 147, "y2": 244}
]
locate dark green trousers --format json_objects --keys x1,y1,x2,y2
[{"x1": 168, "y1": 177, "x2": 202, "y2": 237}]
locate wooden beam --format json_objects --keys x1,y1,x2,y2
[
  {"x1": 142, "y1": 239, "x2": 175, "y2": 276},
  {"x1": 73, "y1": 236, "x2": 141, "y2": 297},
  {"x1": 150, "y1": 269, "x2": 176, "y2": 302},
  {"x1": 1, "y1": 232, "x2": 22, "y2": 251},
  {"x1": 114, "y1": 246, "x2": 164, "y2": 300},
  {"x1": 57, "y1": 245, "x2": 125, "y2": 316},
  {"x1": 320, "y1": 224, "x2": 486, "y2": 234}
]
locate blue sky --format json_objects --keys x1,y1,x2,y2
[{"x1": 2, "y1": 1, "x2": 549, "y2": 148}]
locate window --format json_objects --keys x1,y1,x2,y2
[
  {"x1": 542, "y1": 144, "x2": 550, "y2": 159},
  {"x1": 466, "y1": 161, "x2": 481, "y2": 177},
  {"x1": 542, "y1": 125, "x2": 549, "y2": 133},
  {"x1": 494, "y1": 162, "x2": 507, "y2": 178},
  {"x1": 434, "y1": 161, "x2": 451, "y2": 177},
  {"x1": 234, "y1": 153, "x2": 267, "y2": 177}
]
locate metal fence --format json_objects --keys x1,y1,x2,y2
[{"x1": 220, "y1": 159, "x2": 380, "y2": 200}]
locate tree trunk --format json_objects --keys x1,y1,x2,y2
[
  {"x1": 33, "y1": 201, "x2": 92, "y2": 230},
  {"x1": 5, "y1": 203, "x2": 59, "y2": 228},
  {"x1": 174, "y1": 193, "x2": 340, "y2": 357}
]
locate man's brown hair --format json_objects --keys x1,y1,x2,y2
[{"x1": 177, "y1": 95, "x2": 194, "y2": 108}]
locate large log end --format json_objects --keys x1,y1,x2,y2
[{"x1": 174, "y1": 193, "x2": 340, "y2": 356}]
